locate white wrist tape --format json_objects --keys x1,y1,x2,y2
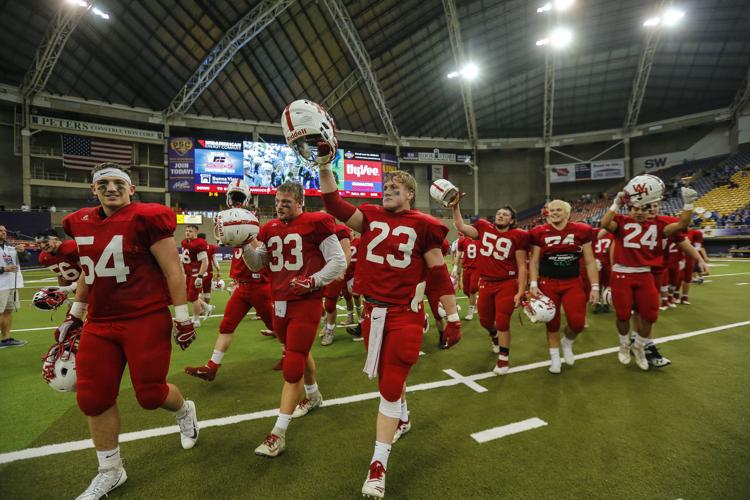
[
  {"x1": 591, "y1": 284, "x2": 600, "y2": 290},
  {"x1": 174, "y1": 304, "x2": 190, "y2": 322},
  {"x1": 447, "y1": 313, "x2": 460, "y2": 322},
  {"x1": 530, "y1": 280, "x2": 538, "y2": 288},
  {"x1": 70, "y1": 302, "x2": 87, "y2": 318},
  {"x1": 609, "y1": 203, "x2": 620, "y2": 213}
]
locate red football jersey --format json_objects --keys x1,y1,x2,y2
[
  {"x1": 688, "y1": 228, "x2": 704, "y2": 249},
  {"x1": 180, "y1": 237, "x2": 208, "y2": 276},
  {"x1": 38, "y1": 239, "x2": 82, "y2": 285},
  {"x1": 334, "y1": 223, "x2": 352, "y2": 242},
  {"x1": 472, "y1": 220, "x2": 529, "y2": 279},
  {"x1": 230, "y1": 246, "x2": 268, "y2": 283},
  {"x1": 345, "y1": 237, "x2": 360, "y2": 281},
  {"x1": 612, "y1": 214, "x2": 676, "y2": 268},
  {"x1": 62, "y1": 203, "x2": 175, "y2": 321},
  {"x1": 441, "y1": 239, "x2": 450, "y2": 256},
  {"x1": 257, "y1": 211, "x2": 336, "y2": 301},
  {"x1": 352, "y1": 205, "x2": 447, "y2": 305},
  {"x1": 457, "y1": 236, "x2": 478, "y2": 269},
  {"x1": 592, "y1": 230, "x2": 614, "y2": 266},
  {"x1": 529, "y1": 222, "x2": 592, "y2": 279}
]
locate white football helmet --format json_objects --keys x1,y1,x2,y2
[
  {"x1": 214, "y1": 208, "x2": 260, "y2": 247},
  {"x1": 42, "y1": 330, "x2": 81, "y2": 392},
  {"x1": 32, "y1": 287, "x2": 68, "y2": 311},
  {"x1": 521, "y1": 292, "x2": 556, "y2": 323},
  {"x1": 430, "y1": 179, "x2": 461, "y2": 208},
  {"x1": 226, "y1": 179, "x2": 250, "y2": 207},
  {"x1": 281, "y1": 99, "x2": 338, "y2": 161},
  {"x1": 600, "y1": 286, "x2": 612, "y2": 306},
  {"x1": 212, "y1": 279, "x2": 226, "y2": 291},
  {"x1": 623, "y1": 174, "x2": 665, "y2": 207}
]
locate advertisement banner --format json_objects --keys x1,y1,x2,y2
[
  {"x1": 591, "y1": 159, "x2": 624, "y2": 180},
  {"x1": 401, "y1": 149, "x2": 472, "y2": 164},
  {"x1": 574, "y1": 163, "x2": 591, "y2": 180},
  {"x1": 32, "y1": 115, "x2": 164, "y2": 143},
  {"x1": 550, "y1": 159, "x2": 624, "y2": 183},
  {"x1": 381, "y1": 152, "x2": 398, "y2": 174},
  {"x1": 550, "y1": 164, "x2": 576, "y2": 183},
  {"x1": 431, "y1": 165, "x2": 444, "y2": 179},
  {"x1": 168, "y1": 137, "x2": 195, "y2": 192},
  {"x1": 342, "y1": 150, "x2": 382, "y2": 195}
]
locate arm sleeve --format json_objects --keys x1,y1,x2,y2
[
  {"x1": 311, "y1": 234, "x2": 347, "y2": 287},
  {"x1": 241, "y1": 243, "x2": 268, "y2": 271},
  {"x1": 322, "y1": 190, "x2": 358, "y2": 222}
]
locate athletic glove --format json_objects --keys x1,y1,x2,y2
[
  {"x1": 316, "y1": 140, "x2": 334, "y2": 166},
  {"x1": 609, "y1": 191, "x2": 626, "y2": 213},
  {"x1": 441, "y1": 320, "x2": 462, "y2": 349},
  {"x1": 194, "y1": 276, "x2": 203, "y2": 289},
  {"x1": 173, "y1": 320, "x2": 196, "y2": 350},
  {"x1": 681, "y1": 187, "x2": 699, "y2": 211},
  {"x1": 289, "y1": 276, "x2": 318, "y2": 295}
]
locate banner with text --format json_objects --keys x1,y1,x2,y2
[
  {"x1": 550, "y1": 159, "x2": 624, "y2": 183},
  {"x1": 167, "y1": 137, "x2": 196, "y2": 192}
]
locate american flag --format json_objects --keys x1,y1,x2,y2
[{"x1": 62, "y1": 135, "x2": 133, "y2": 171}]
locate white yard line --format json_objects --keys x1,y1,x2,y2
[
  {"x1": 470, "y1": 418, "x2": 548, "y2": 443},
  {"x1": 1, "y1": 320, "x2": 748, "y2": 465}
]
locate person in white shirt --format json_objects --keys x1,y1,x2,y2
[{"x1": 0, "y1": 225, "x2": 28, "y2": 348}]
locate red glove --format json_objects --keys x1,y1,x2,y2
[
  {"x1": 442, "y1": 320, "x2": 462, "y2": 349},
  {"x1": 289, "y1": 276, "x2": 318, "y2": 295},
  {"x1": 173, "y1": 320, "x2": 196, "y2": 350},
  {"x1": 53, "y1": 314, "x2": 83, "y2": 343}
]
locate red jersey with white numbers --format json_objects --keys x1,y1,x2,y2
[
  {"x1": 180, "y1": 237, "x2": 208, "y2": 276},
  {"x1": 38, "y1": 239, "x2": 82, "y2": 285},
  {"x1": 612, "y1": 214, "x2": 676, "y2": 269},
  {"x1": 230, "y1": 246, "x2": 268, "y2": 283},
  {"x1": 345, "y1": 237, "x2": 360, "y2": 281},
  {"x1": 457, "y1": 236, "x2": 478, "y2": 269},
  {"x1": 472, "y1": 220, "x2": 529, "y2": 280},
  {"x1": 257, "y1": 211, "x2": 336, "y2": 301},
  {"x1": 592, "y1": 229, "x2": 614, "y2": 267},
  {"x1": 529, "y1": 222, "x2": 592, "y2": 279},
  {"x1": 335, "y1": 223, "x2": 352, "y2": 242},
  {"x1": 353, "y1": 205, "x2": 447, "y2": 305},
  {"x1": 62, "y1": 203, "x2": 175, "y2": 321}
]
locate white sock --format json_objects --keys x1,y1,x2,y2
[
  {"x1": 326, "y1": 322, "x2": 335, "y2": 331},
  {"x1": 272, "y1": 413, "x2": 292, "y2": 436},
  {"x1": 174, "y1": 400, "x2": 190, "y2": 418},
  {"x1": 210, "y1": 350, "x2": 224, "y2": 365},
  {"x1": 635, "y1": 335, "x2": 649, "y2": 347},
  {"x1": 304, "y1": 383, "x2": 319, "y2": 397},
  {"x1": 400, "y1": 400, "x2": 409, "y2": 421},
  {"x1": 469, "y1": 305, "x2": 475, "y2": 313},
  {"x1": 371, "y1": 441, "x2": 391, "y2": 469},
  {"x1": 631, "y1": 331, "x2": 638, "y2": 341},
  {"x1": 96, "y1": 447, "x2": 122, "y2": 470},
  {"x1": 562, "y1": 337, "x2": 574, "y2": 348},
  {"x1": 192, "y1": 313, "x2": 200, "y2": 322},
  {"x1": 619, "y1": 334, "x2": 630, "y2": 346},
  {"x1": 549, "y1": 348, "x2": 560, "y2": 363}
]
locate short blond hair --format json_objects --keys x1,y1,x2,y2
[
  {"x1": 277, "y1": 180, "x2": 304, "y2": 204},
  {"x1": 385, "y1": 170, "x2": 417, "y2": 207},
  {"x1": 548, "y1": 199, "x2": 571, "y2": 216}
]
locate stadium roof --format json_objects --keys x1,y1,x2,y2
[{"x1": 1, "y1": 0, "x2": 749, "y2": 141}]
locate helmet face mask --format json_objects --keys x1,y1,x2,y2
[{"x1": 623, "y1": 174, "x2": 665, "y2": 208}]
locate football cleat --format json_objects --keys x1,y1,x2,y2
[
  {"x1": 192, "y1": 319, "x2": 201, "y2": 329},
  {"x1": 361, "y1": 460, "x2": 386, "y2": 499},
  {"x1": 680, "y1": 297, "x2": 690, "y2": 305},
  {"x1": 392, "y1": 417, "x2": 411, "y2": 444},
  {"x1": 493, "y1": 358, "x2": 509, "y2": 376},
  {"x1": 618, "y1": 344, "x2": 631, "y2": 365},
  {"x1": 254, "y1": 433, "x2": 285, "y2": 457},
  {"x1": 464, "y1": 307, "x2": 474, "y2": 321},
  {"x1": 548, "y1": 357, "x2": 562, "y2": 374},
  {"x1": 321, "y1": 329, "x2": 334, "y2": 346},
  {"x1": 645, "y1": 344, "x2": 671, "y2": 367},
  {"x1": 490, "y1": 334, "x2": 500, "y2": 354},
  {"x1": 347, "y1": 324, "x2": 362, "y2": 338},
  {"x1": 202, "y1": 303, "x2": 215, "y2": 321},
  {"x1": 562, "y1": 341, "x2": 575, "y2": 366},
  {"x1": 184, "y1": 360, "x2": 219, "y2": 382},
  {"x1": 75, "y1": 467, "x2": 127, "y2": 500},
  {"x1": 630, "y1": 342, "x2": 649, "y2": 371},
  {"x1": 260, "y1": 329, "x2": 276, "y2": 337},
  {"x1": 292, "y1": 394, "x2": 323, "y2": 418},
  {"x1": 176, "y1": 400, "x2": 199, "y2": 449}
]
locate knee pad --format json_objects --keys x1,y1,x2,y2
[
  {"x1": 283, "y1": 350, "x2": 305, "y2": 383},
  {"x1": 324, "y1": 296, "x2": 336, "y2": 315},
  {"x1": 77, "y1": 388, "x2": 116, "y2": 417},
  {"x1": 378, "y1": 395, "x2": 402, "y2": 418},
  {"x1": 379, "y1": 364, "x2": 410, "y2": 402},
  {"x1": 134, "y1": 383, "x2": 168, "y2": 410}
]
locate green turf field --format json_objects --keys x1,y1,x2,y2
[{"x1": 1, "y1": 260, "x2": 749, "y2": 499}]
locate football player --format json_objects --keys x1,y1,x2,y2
[
  {"x1": 180, "y1": 224, "x2": 209, "y2": 326},
  {"x1": 62, "y1": 163, "x2": 198, "y2": 499},
  {"x1": 682, "y1": 225, "x2": 708, "y2": 302},
  {"x1": 601, "y1": 181, "x2": 697, "y2": 370},
  {"x1": 185, "y1": 182, "x2": 276, "y2": 382},
  {"x1": 241, "y1": 181, "x2": 346, "y2": 457},
  {"x1": 320, "y1": 220, "x2": 352, "y2": 346},
  {"x1": 424, "y1": 239, "x2": 452, "y2": 346},
  {"x1": 36, "y1": 229, "x2": 82, "y2": 296},
  {"x1": 529, "y1": 200, "x2": 599, "y2": 374},
  {"x1": 455, "y1": 232, "x2": 480, "y2": 320},
  {"x1": 196, "y1": 232, "x2": 220, "y2": 319},
  {"x1": 453, "y1": 204, "x2": 529, "y2": 374},
  {"x1": 345, "y1": 235, "x2": 365, "y2": 338},
  {"x1": 591, "y1": 227, "x2": 614, "y2": 313}
]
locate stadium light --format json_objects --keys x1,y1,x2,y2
[
  {"x1": 65, "y1": 0, "x2": 88, "y2": 7},
  {"x1": 643, "y1": 7, "x2": 684, "y2": 28},
  {"x1": 643, "y1": 16, "x2": 661, "y2": 27},
  {"x1": 446, "y1": 64, "x2": 479, "y2": 80},
  {"x1": 92, "y1": 6, "x2": 110, "y2": 19},
  {"x1": 549, "y1": 27, "x2": 573, "y2": 48},
  {"x1": 447, "y1": 71, "x2": 459, "y2": 79},
  {"x1": 537, "y1": 3, "x2": 552, "y2": 13},
  {"x1": 537, "y1": 0, "x2": 574, "y2": 13}
]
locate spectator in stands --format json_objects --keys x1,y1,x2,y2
[{"x1": 0, "y1": 225, "x2": 28, "y2": 348}]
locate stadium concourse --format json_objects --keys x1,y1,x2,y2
[{"x1": 1, "y1": 1, "x2": 750, "y2": 499}]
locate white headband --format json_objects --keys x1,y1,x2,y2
[{"x1": 92, "y1": 167, "x2": 132, "y2": 185}]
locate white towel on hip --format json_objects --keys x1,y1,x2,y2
[{"x1": 363, "y1": 306, "x2": 388, "y2": 379}]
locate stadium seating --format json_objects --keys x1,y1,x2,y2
[{"x1": 694, "y1": 169, "x2": 750, "y2": 219}]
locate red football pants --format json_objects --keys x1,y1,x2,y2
[
  {"x1": 611, "y1": 271, "x2": 659, "y2": 323},
  {"x1": 202, "y1": 272, "x2": 213, "y2": 293},
  {"x1": 477, "y1": 278, "x2": 517, "y2": 332},
  {"x1": 324, "y1": 279, "x2": 346, "y2": 314},
  {"x1": 683, "y1": 257, "x2": 696, "y2": 283},
  {"x1": 185, "y1": 276, "x2": 200, "y2": 302},
  {"x1": 599, "y1": 264, "x2": 611, "y2": 290},
  {"x1": 273, "y1": 297, "x2": 323, "y2": 384},
  {"x1": 538, "y1": 276, "x2": 586, "y2": 333},
  {"x1": 220, "y1": 283, "x2": 274, "y2": 332},
  {"x1": 76, "y1": 308, "x2": 173, "y2": 416},
  {"x1": 362, "y1": 302, "x2": 424, "y2": 402},
  {"x1": 462, "y1": 268, "x2": 479, "y2": 295},
  {"x1": 667, "y1": 262, "x2": 683, "y2": 289}
]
